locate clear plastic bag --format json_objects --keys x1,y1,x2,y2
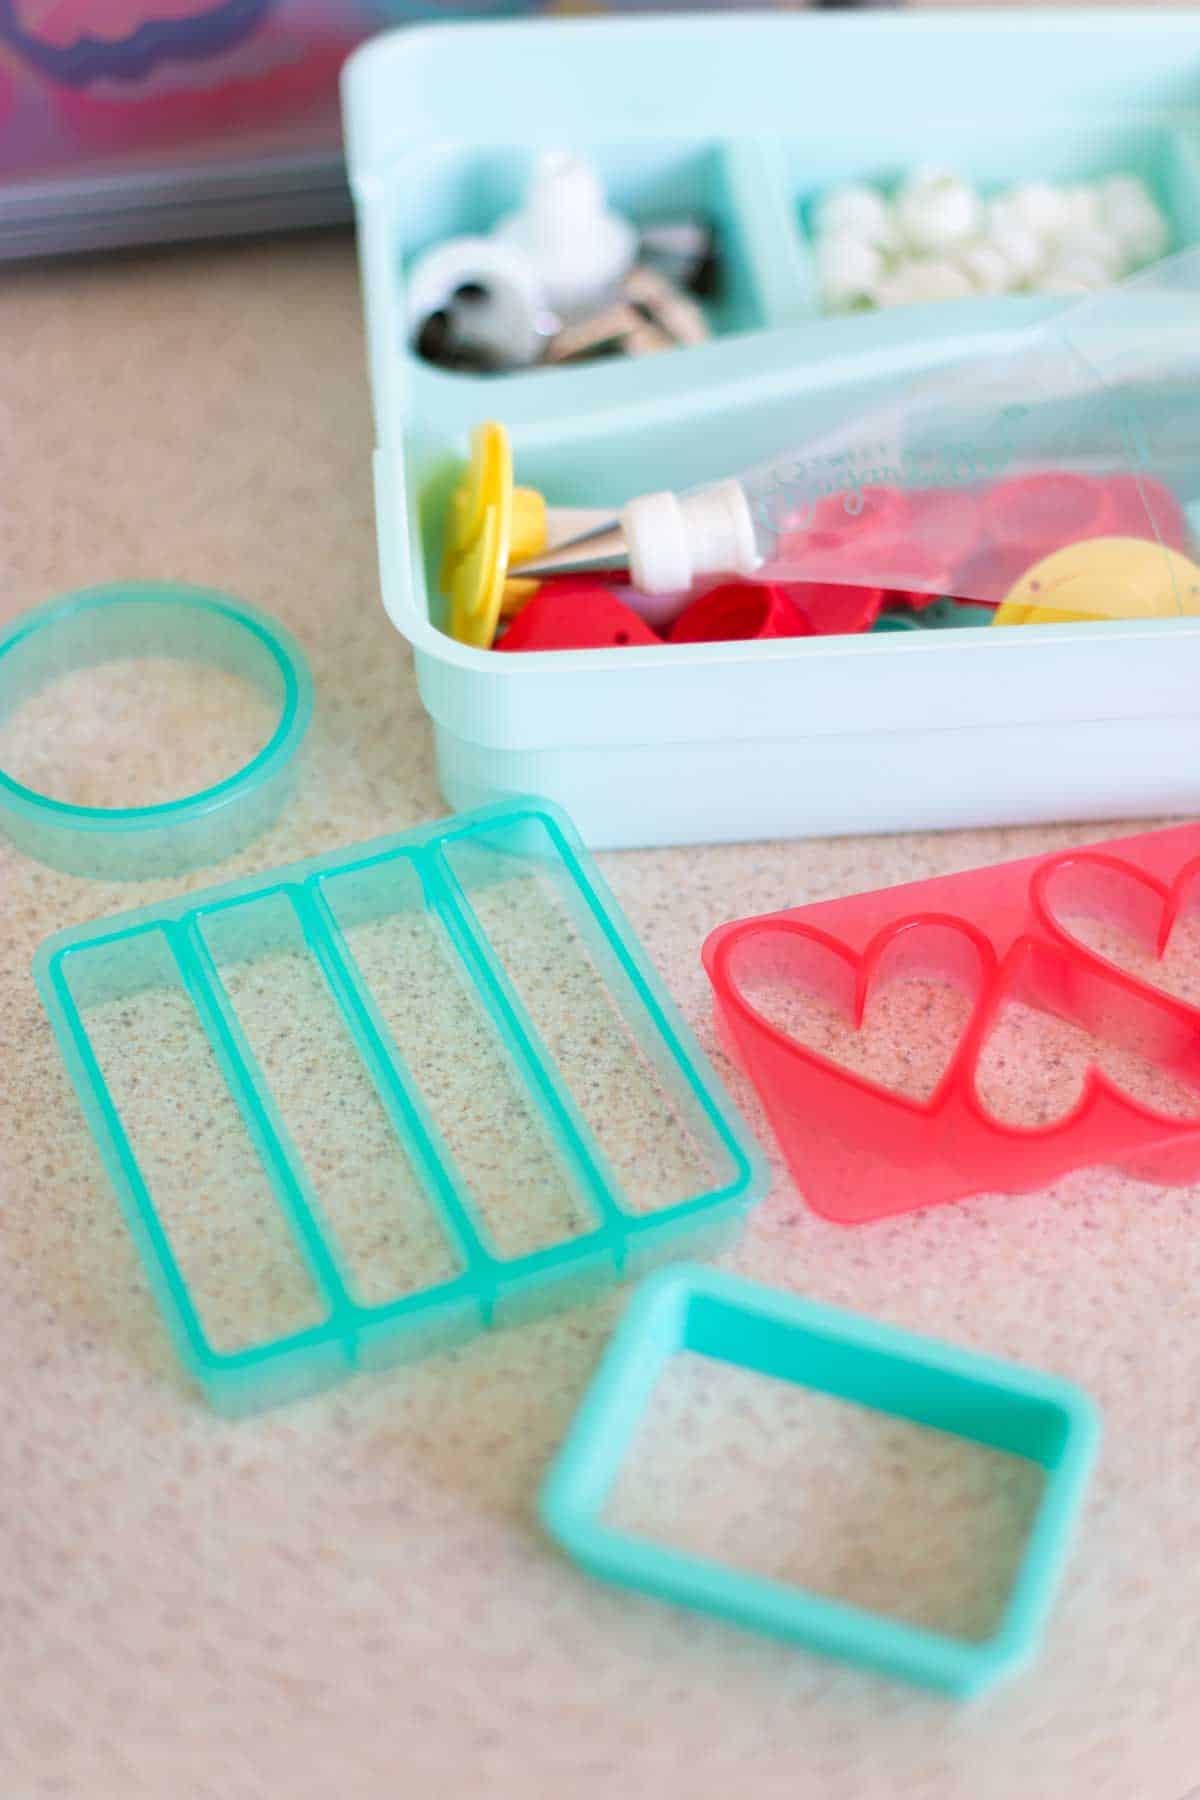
[{"x1": 732, "y1": 250, "x2": 1200, "y2": 619}]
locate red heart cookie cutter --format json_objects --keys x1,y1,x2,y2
[{"x1": 704, "y1": 822, "x2": 1200, "y2": 1223}]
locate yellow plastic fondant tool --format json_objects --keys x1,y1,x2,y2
[
  {"x1": 992, "y1": 535, "x2": 1200, "y2": 626},
  {"x1": 441, "y1": 421, "x2": 548, "y2": 647}
]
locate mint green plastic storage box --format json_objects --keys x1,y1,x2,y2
[{"x1": 344, "y1": 9, "x2": 1200, "y2": 845}]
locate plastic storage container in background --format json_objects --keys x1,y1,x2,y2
[
  {"x1": 0, "y1": 3, "x2": 800, "y2": 260},
  {"x1": 343, "y1": 10, "x2": 1200, "y2": 848}
]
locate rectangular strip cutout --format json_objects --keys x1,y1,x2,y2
[
  {"x1": 61, "y1": 928, "x2": 328, "y2": 1355},
  {"x1": 322, "y1": 854, "x2": 603, "y2": 1261},
  {"x1": 441, "y1": 815, "x2": 739, "y2": 1216},
  {"x1": 198, "y1": 891, "x2": 465, "y2": 1307}
]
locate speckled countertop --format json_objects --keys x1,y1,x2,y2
[{"x1": 2, "y1": 233, "x2": 1199, "y2": 1800}]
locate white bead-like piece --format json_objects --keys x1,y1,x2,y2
[
  {"x1": 815, "y1": 233, "x2": 884, "y2": 309},
  {"x1": 877, "y1": 256, "x2": 974, "y2": 308},
  {"x1": 1057, "y1": 183, "x2": 1102, "y2": 237},
  {"x1": 997, "y1": 180, "x2": 1069, "y2": 243},
  {"x1": 984, "y1": 207, "x2": 1044, "y2": 284},
  {"x1": 1051, "y1": 223, "x2": 1125, "y2": 278},
  {"x1": 894, "y1": 168, "x2": 982, "y2": 252},
  {"x1": 813, "y1": 182, "x2": 895, "y2": 250},
  {"x1": 1116, "y1": 203, "x2": 1169, "y2": 265},
  {"x1": 955, "y1": 238, "x2": 1014, "y2": 295},
  {"x1": 810, "y1": 164, "x2": 1171, "y2": 315},
  {"x1": 1097, "y1": 174, "x2": 1154, "y2": 216},
  {"x1": 1098, "y1": 175, "x2": 1170, "y2": 266}
]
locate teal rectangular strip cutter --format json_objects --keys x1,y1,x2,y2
[{"x1": 34, "y1": 800, "x2": 766, "y2": 1413}]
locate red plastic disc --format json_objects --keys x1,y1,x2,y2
[
  {"x1": 496, "y1": 579, "x2": 663, "y2": 652},
  {"x1": 782, "y1": 582, "x2": 888, "y2": 635},
  {"x1": 983, "y1": 472, "x2": 1115, "y2": 566},
  {"x1": 668, "y1": 582, "x2": 812, "y2": 643}
]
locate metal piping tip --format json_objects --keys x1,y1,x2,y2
[{"x1": 506, "y1": 520, "x2": 630, "y2": 582}]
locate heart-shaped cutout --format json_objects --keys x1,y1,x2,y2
[
  {"x1": 972, "y1": 933, "x2": 1200, "y2": 1129},
  {"x1": 718, "y1": 916, "x2": 991, "y2": 1106},
  {"x1": 974, "y1": 997, "x2": 1200, "y2": 1129},
  {"x1": 1033, "y1": 853, "x2": 1200, "y2": 1012}
]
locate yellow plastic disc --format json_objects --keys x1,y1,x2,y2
[
  {"x1": 501, "y1": 485, "x2": 549, "y2": 620},
  {"x1": 442, "y1": 421, "x2": 548, "y2": 647},
  {"x1": 992, "y1": 535, "x2": 1200, "y2": 626}
]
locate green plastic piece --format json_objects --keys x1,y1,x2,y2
[
  {"x1": 870, "y1": 611, "x2": 923, "y2": 633},
  {"x1": 0, "y1": 582, "x2": 312, "y2": 878},
  {"x1": 541, "y1": 1264, "x2": 1100, "y2": 1697},
  {"x1": 872, "y1": 601, "x2": 997, "y2": 634},
  {"x1": 33, "y1": 800, "x2": 766, "y2": 1414},
  {"x1": 918, "y1": 597, "x2": 999, "y2": 629}
]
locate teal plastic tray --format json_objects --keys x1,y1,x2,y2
[
  {"x1": 344, "y1": 11, "x2": 1200, "y2": 846},
  {"x1": 542, "y1": 1264, "x2": 1101, "y2": 1697},
  {"x1": 34, "y1": 800, "x2": 766, "y2": 1413}
]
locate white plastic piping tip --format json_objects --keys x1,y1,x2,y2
[
  {"x1": 407, "y1": 235, "x2": 556, "y2": 371},
  {"x1": 507, "y1": 478, "x2": 761, "y2": 595},
  {"x1": 624, "y1": 481, "x2": 760, "y2": 593},
  {"x1": 494, "y1": 150, "x2": 637, "y2": 322}
]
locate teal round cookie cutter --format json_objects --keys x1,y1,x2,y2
[{"x1": 0, "y1": 582, "x2": 313, "y2": 879}]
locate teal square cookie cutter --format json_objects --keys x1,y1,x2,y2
[
  {"x1": 541, "y1": 1264, "x2": 1100, "y2": 1696},
  {"x1": 34, "y1": 801, "x2": 767, "y2": 1413}
]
